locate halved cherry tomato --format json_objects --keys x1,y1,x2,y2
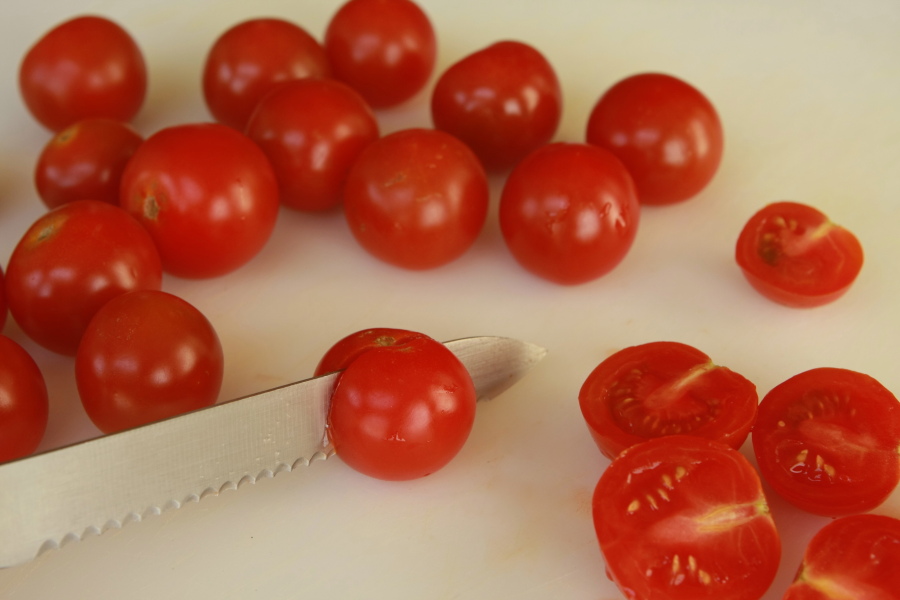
[
  {"x1": 735, "y1": 201, "x2": 864, "y2": 308},
  {"x1": 0, "y1": 335, "x2": 49, "y2": 462},
  {"x1": 579, "y1": 341, "x2": 758, "y2": 459},
  {"x1": 752, "y1": 367, "x2": 900, "y2": 516},
  {"x1": 593, "y1": 435, "x2": 781, "y2": 600}
]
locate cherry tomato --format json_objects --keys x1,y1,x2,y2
[
  {"x1": 585, "y1": 73, "x2": 723, "y2": 205},
  {"x1": 735, "y1": 201, "x2": 864, "y2": 308},
  {"x1": 76, "y1": 290, "x2": 224, "y2": 434},
  {"x1": 245, "y1": 78, "x2": 379, "y2": 211},
  {"x1": 19, "y1": 15, "x2": 147, "y2": 132},
  {"x1": 314, "y1": 327, "x2": 419, "y2": 376},
  {"x1": 783, "y1": 514, "x2": 900, "y2": 600},
  {"x1": 322, "y1": 328, "x2": 476, "y2": 480},
  {"x1": 579, "y1": 341, "x2": 758, "y2": 459},
  {"x1": 499, "y1": 142, "x2": 640, "y2": 285},
  {"x1": 343, "y1": 128, "x2": 489, "y2": 270},
  {"x1": 202, "y1": 18, "x2": 331, "y2": 131},
  {"x1": 5, "y1": 200, "x2": 162, "y2": 356},
  {"x1": 34, "y1": 118, "x2": 143, "y2": 209},
  {"x1": 0, "y1": 335, "x2": 49, "y2": 462},
  {"x1": 431, "y1": 40, "x2": 562, "y2": 171},
  {"x1": 324, "y1": 0, "x2": 436, "y2": 108},
  {"x1": 752, "y1": 367, "x2": 900, "y2": 517},
  {"x1": 593, "y1": 435, "x2": 781, "y2": 600},
  {"x1": 0, "y1": 266, "x2": 7, "y2": 332},
  {"x1": 119, "y1": 123, "x2": 280, "y2": 279}
]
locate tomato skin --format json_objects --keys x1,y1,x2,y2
[
  {"x1": 19, "y1": 15, "x2": 147, "y2": 132},
  {"x1": 499, "y1": 142, "x2": 640, "y2": 285},
  {"x1": 245, "y1": 78, "x2": 379, "y2": 211},
  {"x1": 119, "y1": 123, "x2": 280, "y2": 279},
  {"x1": 735, "y1": 202, "x2": 864, "y2": 308},
  {"x1": 579, "y1": 341, "x2": 758, "y2": 459},
  {"x1": 593, "y1": 435, "x2": 781, "y2": 600},
  {"x1": 202, "y1": 18, "x2": 331, "y2": 131},
  {"x1": 585, "y1": 73, "x2": 723, "y2": 205},
  {"x1": 0, "y1": 335, "x2": 49, "y2": 462},
  {"x1": 343, "y1": 128, "x2": 489, "y2": 270},
  {"x1": 76, "y1": 290, "x2": 224, "y2": 434},
  {"x1": 0, "y1": 266, "x2": 7, "y2": 332},
  {"x1": 324, "y1": 0, "x2": 436, "y2": 108},
  {"x1": 5, "y1": 200, "x2": 163, "y2": 356},
  {"x1": 752, "y1": 367, "x2": 900, "y2": 517},
  {"x1": 430, "y1": 40, "x2": 562, "y2": 171},
  {"x1": 314, "y1": 328, "x2": 421, "y2": 376}
]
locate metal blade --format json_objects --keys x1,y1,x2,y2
[{"x1": 0, "y1": 336, "x2": 546, "y2": 568}]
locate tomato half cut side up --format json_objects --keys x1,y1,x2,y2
[
  {"x1": 579, "y1": 341, "x2": 758, "y2": 459},
  {"x1": 592, "y1": 435, "x2": 781, "y2": 600}
]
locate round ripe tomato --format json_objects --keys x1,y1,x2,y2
[
  {"x1": 735, "y1": 202, "x2": 864, "y2": 308},
  {"x1": 119, "y1": 123, "x2": 280, "y2": 279},
  {"x1": 314, "y1": 327, "x2": 420, "y2": 376},
  {"x1": 245, "y1": 78, "x2": 379, "y2": 212},
  {"x1": 76, "y1": 290, "x2": 224, "y2": 434},
  {"x1": 585, "y1": 73, "x2": 723, "y2": 205},
  {"x1": 322, "y1": 329, "x2": 476, "y2": 480},
  {"x1": 783, "y1": 514, "x2": 900, "y2": 600},
  {"x1": 343, "y1": 128, "x2": 489, "y2": 270},
  {"x1": 0, "y1": 266, "x2": 7, "y2": 332},
  {"x1": 202, "y1": 18, "x2": 331, "y2": 131},
  {"x1": 324, "y1": 0, "x2": 436, "y2": 108},
  {"x1": 499, "y1": 142, "x2": 640, "y2": 285},
  {"x1": 430, "y1": 40, "x2": 562, "y2": 171},
  {"x1": 752, "y1": 367, "x2": 900, "y2": 517},
  {"x1": 0, "y1": 335, "x2": 49, "y2": 462},
  {"x1": 593, "y1": 435, "x2": 781, "y2": 600},
  {"x1": 19, "y1": 15, "x2": 146, "y2": 132},
  {"x1": 5, "y1": 200, "x2": 162, "y2": 356},
  {"x1": 579, "y1": 341, "x2": 758, "y2": 459},
  {"x1": 34, "y1": 118, "x2": 143, "y2": 209}
]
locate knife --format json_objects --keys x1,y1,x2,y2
[{"x1": 0, "y1": 336, "x2": 546, "y2": 568}]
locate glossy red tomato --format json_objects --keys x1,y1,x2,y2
[
  {"x1": 431, "y1": 40, "x2": 562, "y2": 171},
  {"x1": 5, "y1": 200, "x2": 162, "y2": 356},
  {"x1": 314, "y1": 327, "x2": 419, "y2": 376},
  {"x1": 343, "y1": 128, "x2": 489, "y2": 270},
  {"x1": 321, "y1": 328, "x2": 477, "y2": 480},
  {"x1": 0, "y1": 266, "x2": 7, "y2": 332},
  {"x1": 586, "y1": 73, "x2": 723, "y2": 205},
  {"x1": 735, "y1": 202, "x2": 864, "y2": 308},
  {"x1": 34, "y1": 118, "x2": 143, "y2": 208},
  {"x1": 593, "y1": 435, "x2": 781, "y2": 600},
  {"x1": 579, "y1": 341, "x2": 758, "y2": 459},
  {"x1": 19, "y1": 15, "x2": 147, "y2": 132},
  {"x1": 752, "y1": 367, "x2": 900, "y2": 517},
  {"x1": 0, "y1": 335, "x2": 49, "y2": 462},
  {"x1": 783, "y1": 514, "x2": 900, "y2": 600},
  {"x1": 499, "y1": 142, "x2": 640, "y2": 285},
  {"x1": 202, "y1": 18, "x2": 331, "y2": 131},
  {"x1": 324, "y1": 0, "x2": 436, "y2": 108},
  {"x1": 245, "y1": 78, "x2": 379, "y2": 211},
  {"x1": 76, "y1": 290, "x2": 224, "y2": 434},
  {"x1": 119, "y1": 123, "x2": 280, "y2": 279}
]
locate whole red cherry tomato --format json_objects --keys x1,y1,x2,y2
[
  {"x1": 0, "y1": 335, "x2": 49, "y2": 462},
  {"x1": 19, "y1": 15, "x2": 147, "y2": 131},
  {"x1": 76, "y1": 290, "x2": 224, "y2": 434},
  {"x1": 579, "y1": 341, "x2": 758, "y2": 459},
  {"x1": 321, "y1": 328, "x2": 477, "y2": 480},
  {"x1": 586, "y1": 73, "x2": 723, "y2": 205},
  {"x1": 752, "y1": 367, "x2": 900, "y2": 517},
  {"x1": 5, "y1": 200, "x2": 162, "y2": 356},
  {"x1": 499, "y1": 142, "x2": 640, "y2": 285},
  {"x1": 245, "y1": 78, "x2": 379, "y2": 211},
  {"x1": 593, "y1": 435, "x2": 781, "y2": 600},
  {"x1": 343, "y1": 128, "x2": 489, "y2": 270},
  {"x1": 324, "y1": 0, "x2": 436, "y2": 108},
  {"x1": 202, "y1": 18, "x2": 331, "y2": 131},
  {"x1": 34, "y1": 118, "x2": 143, "y2": 209},
  {"x1": 0, "y1": 266, "x2": 7, "y2": 332},
  {"x1": 431, "y1": 40, "x2": 562, "y2": 171},
  {"x1": 119, "y1": 123, "x2": 280, "y2": 279},
  {"x1": 735, "y1": 201, "x2": 864, "y2": 308},
  {"x1": 314, "y1": 327, "x2": 419, "y2": 375}
]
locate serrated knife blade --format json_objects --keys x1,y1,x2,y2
[{"x1": 0, "y1": 336, "x2": 546, "y2": 568}]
